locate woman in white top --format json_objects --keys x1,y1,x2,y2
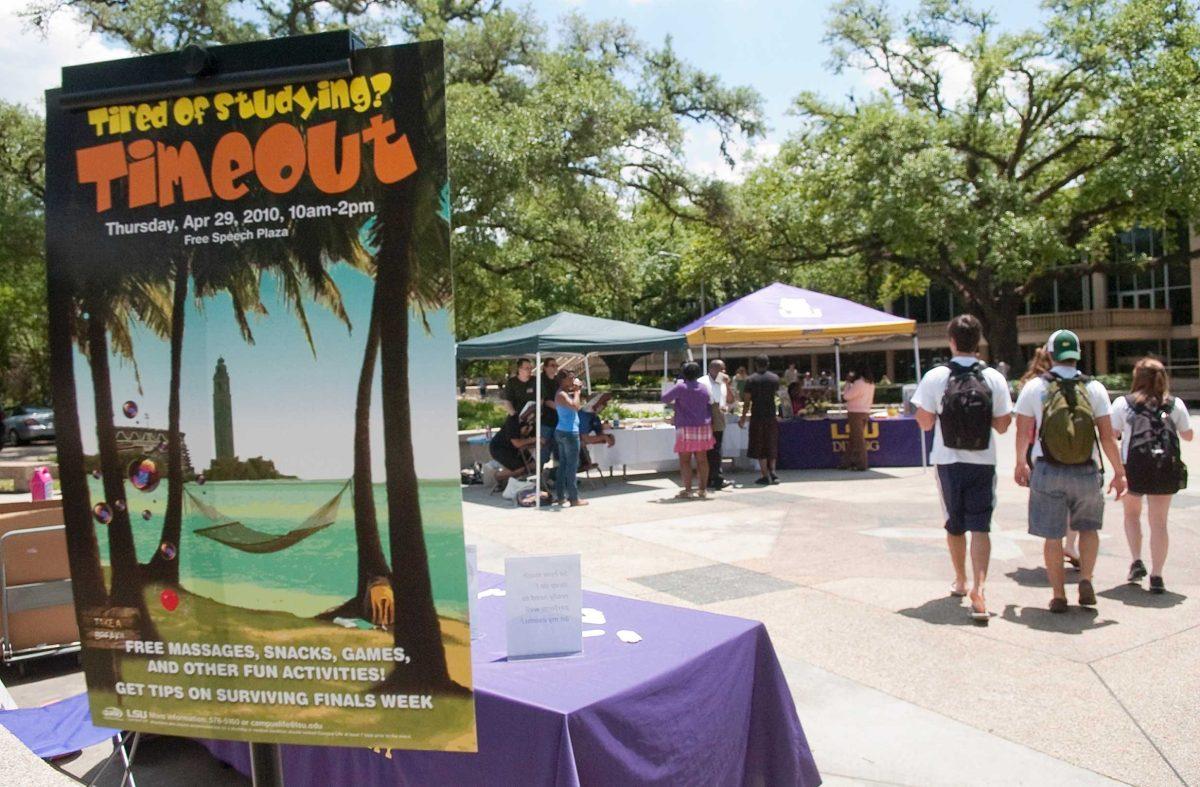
[{"x1": 1109, "y1": 358, "x2": 1193, "y2": 593}]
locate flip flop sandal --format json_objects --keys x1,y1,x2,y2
[
  {"x1": 675, "y1": 490, "x2": 695, "y2": 499},
  {"x1": 1064, "y1": 554, "x2": 1081, "y2": 569},
  {"x1": 970, "y1": 604, "x2": 990, "y2": 622},
  {"x1": 950, "y1": 587, "x2": 967, "y2": 598}
]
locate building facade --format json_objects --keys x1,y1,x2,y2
[{"x1": 862, "y1": 227, "x2": 1199, "y2": 382}]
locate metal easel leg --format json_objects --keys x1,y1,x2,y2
[{"x1": 88, "y1": 730, "x2": 140, "y2": 787}]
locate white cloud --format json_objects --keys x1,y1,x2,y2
[
  {"x1": 683, "y1": 125, "x2": 780, "y2": 182},
  {"x1": 0, "y1": 0, "x2": 128, "y2": 111},
  {"x1": 856, "y1": 42, "x2": 974, "y2": 106}
]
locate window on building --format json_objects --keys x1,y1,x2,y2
[
  {"x1": 1107, "y1": 226, "x2": 1191, "y2": 324},
  {"x1": 1170, "y1": 339, "x2": 1198, "y2": 378}
]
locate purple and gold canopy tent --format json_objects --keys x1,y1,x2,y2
[{"x1": 679, "y1": 282, "x2": 922, "y2": 400}]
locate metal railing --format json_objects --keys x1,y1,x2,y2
[{"x1": 915, "y1": 308, "x2": 1173, "y2": 340}]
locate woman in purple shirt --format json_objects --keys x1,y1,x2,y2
[{"x1": 662, "y1": 361, "x2": 716, "y2": 499}]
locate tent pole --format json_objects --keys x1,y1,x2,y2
[
  {"x1": 663, "y1": 351, "x2": 668, "y2": 380},
  {"x1": 535, "y1": 352, "x2": 542, "y2": 509},
  {"x1": 584, "y1": 354, "x2": 591, "y2": 393},
  {"x1": 834, "y1": 339, "x2": 842, "y2": 404},
  {"x1": 914, "y1": 334, "x2": 927, "y2": 470},
  {"x1": 702, "y1": 343, "x2": 708, "y2": 370}
]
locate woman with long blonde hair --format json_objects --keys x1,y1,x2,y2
[{"x1": 1109, "y1": 357, "x2": 1193, "y2": 593}]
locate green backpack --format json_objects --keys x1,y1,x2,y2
[{"x1": 1039, "y1": 372, "x2": 1098, "y2": 466}]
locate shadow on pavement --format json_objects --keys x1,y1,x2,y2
[
  {"x1": 1000, "y1": 604, "x2": 1117, "y2": 634},
  {"x1": 1005, "y1": 566, "x2": 1081, "y2": 588},
  {"x1": 897, "y1": 595, "x2": 979, "y2": 626},
  {"x1": 1097, "y1": 583, "x2": 1187, "y2": 608},
  {"x1": 75, "y1": 736, "x2": 248, "y2": 787}
]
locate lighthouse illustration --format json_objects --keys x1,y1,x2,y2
[{"x1": 213, "y1": 357, "x2": 235, "y2": 461}]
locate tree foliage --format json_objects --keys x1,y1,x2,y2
[
  {"x1": 737, "y1": 0, "x2": 1200, "y2": 363},
  {"x1": 0, "y1": 101, "x2": 49, "y2": 404}
]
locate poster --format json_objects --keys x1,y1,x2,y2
[{"x1": 44, "y1": 35, "x2": 476, "y2": 750}]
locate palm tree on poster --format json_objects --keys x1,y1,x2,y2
[
  {"x1": 76, "y1": 277, "x2": 172, "y2": 642},
  {"x1": 371, "y1": 41, "x2": 459, "y2": 691}
]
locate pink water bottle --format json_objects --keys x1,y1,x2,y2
[{"x1": 31, "y1": 466, "x2": 54, "y2": 501}]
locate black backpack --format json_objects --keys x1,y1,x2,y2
[
  {"x1": 940, "y1": 362, "x2": 994, "y2": 451},
  {"x1": 1125, "y1": 396, "x2": 1186, "y2": 494}
]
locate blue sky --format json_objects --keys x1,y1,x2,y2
[{"x1": 7, "y1": 0, "x2": 1047, "y2": 175}]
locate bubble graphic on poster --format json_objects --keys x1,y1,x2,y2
[
  {"x1": 113, "y1": 499, "x2": 127, "y2": 512},
  {"x1": 92, "y1": 503, "x2": 112, "y2": 525},
  {"x1": 141, "y1": 509, "x2": 153, "y2": 521},
  {"x1": 159, "y1": 542, "x2": 177, "y2": 561},
  {"x1": 128, "y1": 457, "x2": 161, "y2": 492},
  {"x1": 160, "y1": 588, "x2": 179, "y2": 612},
  {"x1": 122, "y1": 400, "x2": 138, "y2": 419}
]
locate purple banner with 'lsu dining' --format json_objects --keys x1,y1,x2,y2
[{"x1": 776, "y1": 417, "x2": 933, "y2": 470}]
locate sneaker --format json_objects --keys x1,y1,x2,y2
[
  {"x1": 754, "y1": 477, "x2": 771, "y2": 486},
  {"x1": 769, "y1": 474, "x2": 781, "y2": 485},
  {"x1": 1127, "y1": 560, "x2": 1147, "y2": 583},
  {"x1": 1078, "y1": 579, "x2": 1097, "y2": 607},
  {"x1": 1049, "y1": 597, "x2": 1068, "y2": 614},
  {"x1": 1149, "y1": 576, "x2": 1165, "y2": 594}
]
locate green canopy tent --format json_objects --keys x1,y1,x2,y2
[{"x1": 457, "y1": 312, "x2": 686, "y2": 507}]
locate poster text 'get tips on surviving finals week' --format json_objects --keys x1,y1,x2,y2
[{"x1": 44, "y1": 37, "x2": 477, "y2": 751}]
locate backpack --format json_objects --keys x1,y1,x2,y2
[
  {"x1": 1039, "y1": 372, "x2": 1098, "y2": 466},
  {"x1": 939, "y1": 362, "x2": 994, "y2": 451},
  {"x1": 1124, "y1": 396, "x2": 1186, "y2": 494}
]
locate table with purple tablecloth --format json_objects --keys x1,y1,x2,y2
[
  {"x1": 777, "y1": 415, "x2": 933, "y2": 470},
  {"x1": 200, "y1": 572, "x2": 820, "y2": 786}
]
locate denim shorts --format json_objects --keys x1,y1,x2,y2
[{"x1": 1027, "y1": 461, "x2": 1104, "y2": 539}]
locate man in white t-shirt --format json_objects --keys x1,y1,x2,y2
[
  {"x1": 1013, "y1": 329, "x2": 1126, "y2": 614},
  {"x1": 700, "y1": 359, "x2": 735, "y2": 490},
  {"x1": 913, "y1": 315, "x2": 1012, "y2": 622}
]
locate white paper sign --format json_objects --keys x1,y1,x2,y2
[
  {"x1": 505, "y1": 554, "x2": 582, "y2": 660},
  {"x1": 466, "y1": 545, "x2": 480, "y2": 641}
]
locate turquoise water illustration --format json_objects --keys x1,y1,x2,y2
[{"x1": 88, "y1": 477, "x2": 469, "y2": 620}]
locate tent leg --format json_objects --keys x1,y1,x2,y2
[
  {"x1": 663, "y1": 351, "x2": 668, "y2": 380},
  {"x1": 535, "y1": 352, "x2": 542, "y2": 509},
  {"x1": 584, "y1": 355, "x2": 591, "y2": 393},
  {"x1": 834, "y1": 339, "x2": 842, "y2": 403},
  {"x1": 702, "y1": 344, "x2": 708, "y2": 370},
  {"x1": 914, "y1": 335, "x2": 927, "y2": 470}
]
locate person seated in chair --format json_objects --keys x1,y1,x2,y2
[{"x1": 577, "y1": 396, "x2": 616, "y2": 472}]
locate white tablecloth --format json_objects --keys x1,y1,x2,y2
[{"x1": 587, "y1": 417, "x2": 747, "y2": 473}]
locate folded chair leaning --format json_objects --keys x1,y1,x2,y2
[
  {"x1": 0, "y1": 690, "x2": 138, "y2": 786},
  {"x1": 0, "y1": 501, "x2": 80, "y2": 665}
]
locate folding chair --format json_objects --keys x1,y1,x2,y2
[{"x1": 0, "y1": 691, "x2": 139, "y2": 786}]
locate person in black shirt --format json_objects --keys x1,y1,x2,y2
[
  {"x1": 739, "y1": 354, "x2": 781, "y2": 485},
  {"x1": 501, "y1": 358, "x2": 536, "y2": 416},
  {"x1": 489, "y1": 409, "x2": 542, "y2": 489},
  {"x1": 539, "y1": 358, "x2": 560, "y2": 432}
]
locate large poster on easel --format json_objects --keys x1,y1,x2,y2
[{"x1": 44, "y1": 34, "x2": 476, "y2": 751}]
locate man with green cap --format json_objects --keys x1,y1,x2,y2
[{"x1": 1014, "y1": 329, "x2": 1126, "y2": 613}]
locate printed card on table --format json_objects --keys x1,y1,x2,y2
[{"x1": 505, "y1": 555, "x2": 582, "y2": 660}]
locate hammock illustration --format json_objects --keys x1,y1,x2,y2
[{"x1": 188, "y1": 479, "x2": 350, "y2": 554}]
